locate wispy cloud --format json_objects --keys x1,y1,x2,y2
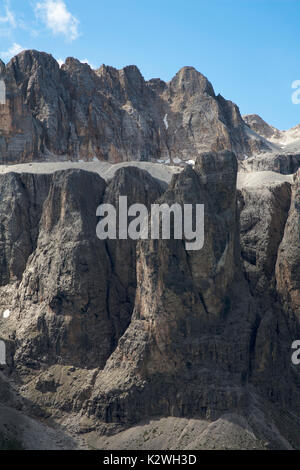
[
  {"x1": 0, "y1": 0, "x2": 16, "y2": 28},
  {"x1": 1, "y1": 42, "x2": 25, "y2": 61},
  {"x1": 0, "y1": 1, "x2": 37, "y2": 40},
  {"x1": 35, "y1": 0, "x2": 79, "y2": 41}
]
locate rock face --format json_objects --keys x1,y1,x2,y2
[
  {"x1": 0, "y1": 172, "x2": 51, "y2": 286},
  {"x1": 276, "y1": 170, "x2": 300, "y2": 319},
  {"x1": 244, "y1": 114, "x2": 300, "y2": 147},
  {"x1": 0, "y1": 153, "x2": 300, "y2": 449},
  {"x1": 0, "y1": 50, "x2": 271, "y2": 164},
  {"x1": 1, "y1": 54, "x2": 300, "y2": 448},
  {"x1": 0, "y1": 167, "x2": 163, "y2": 371},
  {"x1": 83, "y1": 153, "x2": 300, "y2": 447},
  {"x1": 89, "y1": 151, "x2": 253, "y2": 426},
  {"x1": 242, "y1": 114, "x2": 300, "y2": 175},
  {"x1": 241, "y1": 151, "x2": 300, "y2": 175},
  {"x1": 238, "y1": 180, "x2": 292, "y2": 294},
  {"x1": 243, "y1": 114, "x2": 281, "y2": 141}
]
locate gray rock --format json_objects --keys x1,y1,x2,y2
[
  {"x1": 0, "y1": 50, "x2": 272, "y2": 164},
  {"x1": 0, "y1": 150, "x2": 300, "y2": 449}
]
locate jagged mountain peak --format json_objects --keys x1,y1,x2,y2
[
  {"x1": 169, "y1": 65, "x2": 215, "y2": 97},
  {"x1": 122, "y1": 64, "x2": 143, "y2": 76},
  {"x1": 7, "y1": 49, "x2": 59, "y2": 72},
  {"x1": 63, "y1": 56, "x2": 91, "y2": 69},
  {"x1": 97, "y1": 63, "x2": 118, "y2": 74},
  {"x1": 243, "y1": 113, "x2": 279, "y2": 139},
  {"x1": 244, "y1": 113, "x2": 300, "y2": 153},
  {"x1": 119, "y1": 64, "x2": 145, "y2": 92},
  {"x1": 0, "y1": 49, "x2": 273, "y2": 164}
]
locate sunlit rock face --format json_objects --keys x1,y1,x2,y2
[{"x1": 0, "y1": 50, "x2": 271, "y2": 165}]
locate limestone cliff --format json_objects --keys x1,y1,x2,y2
[
  {"x1": 0, "y1": 50, "x2": 271, "y2": 164},
  {"x1": 0, "y1": 153, "x2": 300, "y2": 449}
]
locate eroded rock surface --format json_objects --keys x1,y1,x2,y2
[
  {"x1": 0, "y1": 51, "x2": 271, "y2": 164},
  {"x1": 0, "y1": 166, "x2": 163, "y2": 373},
  {"x1": 276, "y1": 170, "x2": 300, "y2": 319},
  {"x1": 0, "y1": 153, "x2": 300, "y2": 449}
]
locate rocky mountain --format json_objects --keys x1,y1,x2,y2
[
  {"x1": 243, "y1": 114, "x2": 282, "y2": 141},
  {"x1": 0, "y1": 50, "x2": 272, "y2": 165},
  {"x1": 1, "y1": 50, "x2": 300, "y2": 450},
  {"x1": 242, "y1": 114, "x2": 300, "y2": 174},
  {"x1": 244, "y1": 113, "x2": 300, "y2": 147},
  {"x1": 0, "y1": 151, "x2": 299, "y2": 449}
]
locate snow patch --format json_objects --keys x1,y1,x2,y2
[
  {"x1": 3, "y1": 309, "x2": 10, "y2": 319},
  {"x1": 163, "y1": 114, "x2": 169, "y2": 130}
]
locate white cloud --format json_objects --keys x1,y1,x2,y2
[
  {"x1": 1, "y1": 42, "x2": 25, "y2": 61},
  {"x1": 57, "y1": 58, "x2": 64, "y2": 67},
  {"x1": 35, "y1": 0, "x2": 79, "y2": 41},
  {"x1": 0, "y1": 1, "x2": 16, "y2": 28}
]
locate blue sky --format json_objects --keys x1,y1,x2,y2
[{"x1": 0, "y1": 0, "x2": 299, "y2": 129}]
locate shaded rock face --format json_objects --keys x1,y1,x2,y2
[
  {"x1": 0, "y1": 167, "x2": 163, "y2": 370},
  {"x1": 0, "y1": 152, "x2": 300, "y2": 449},
  {"x1": 0, "y1": 51, "x2": 270, "y2": 164},
  {"x1": 89, "y1": 152, "x2": 253, "y2": 423},
  {"x1": 242, "y1": 152, "x2": 300, "y2": 175},
  {"x1": 85, "y1": 152, "x2": 300, "y2": 436},
  {"x1": 237, "y1": 174, "x2": 300, "y2": 434},
  {"x1": 276, "y1": 170, "x2": 300, "y2": 319},
  {"x1": 238, "y1": 182, "x2": 292, "y2": 295},
  {"x1": 0, "y1": 173, "x2": 51, "y2": 286}
]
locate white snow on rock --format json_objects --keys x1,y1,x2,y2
[
  {"x1": 163, "y1": 114, "x2": 169, "y2": 130},
  {"x1": 3, "y1": 310, "x2": 10, "y2": 319},
  {"x1": 237, "y1": 171, "x2": 293, "y2": 189},
  {"x1": 0, "y1": 160, "x2": 183, "y2": 185}
]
